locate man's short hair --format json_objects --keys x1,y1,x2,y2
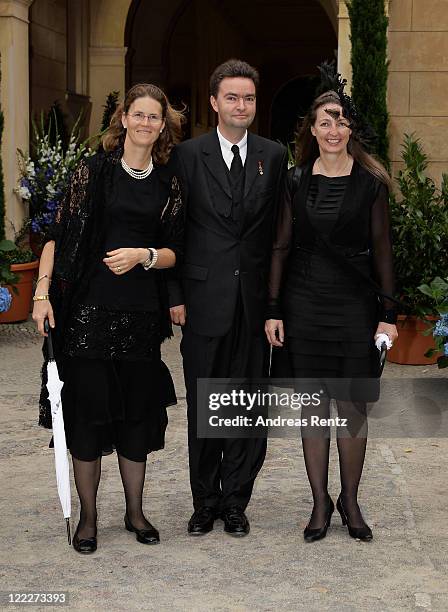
[{"x1": 209, "y1": 59, "x2": 260, "y2": 98}]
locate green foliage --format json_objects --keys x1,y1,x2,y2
[
  {"x1": 101, "y1": 91, "x2": 120, "y2": 133},
  {"x1": 0, "y1": 239, "x2": 19, "y2": 287},
  {"x1": 390, "y1": 134, "x2": 448, "y2": 314},
  {"x1": 347, "y1": 0, "x2": 390, "y2": 166},
  {"x1": 418, "y1": 277, "x2": 448, "y2": 368},
  {"x1": 418, "y1": 277, "x2": 448, "y2": 316},
  {"x1": 2, "y1": 247, "x2": 36, "y2": 265},
  {"x1": 44, "y1": 101, "x2": 69, "y2": 152},
  {"x1": 0, "y1": 106, "x2": 4, "y2": 242},
  {"x1": 0, "y1": 58, "x2": 5, "y2": 241}
]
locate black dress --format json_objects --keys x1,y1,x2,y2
[
  {"x1": 60, "y1": 163, "x2": 176, "y2": 462},
  {"x1": 268, "y1": 163, "x2": 396, "y2": 383}
]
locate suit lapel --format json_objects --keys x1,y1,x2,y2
[
  {"x1": 244, "y1": 133, "x2": 264, "y2": 198},
  {"x1": 202, "y1": 130, "x2": 232, "y2": 199}
]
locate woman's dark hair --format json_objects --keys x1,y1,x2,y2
[
  {"x1": 295, "y1": 91, "x2": 392, "y2": 189},
  {"x1": 102, "y1": 83, "x2": 185, "y2": 164},
  {"x1": 209, "y1": 59, "x2": 260, "y2": 98}
]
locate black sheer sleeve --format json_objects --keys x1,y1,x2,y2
[
  {"x1": 370, "y1": 182, "x2": 397, "y2": 324},
  {"x1": 266, "y1": 169, "x2": 294, "y2": 320}
]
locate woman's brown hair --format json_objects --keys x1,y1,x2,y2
[
  {"x1": 102, "y1": 83, "x2": 185, "y2": 164},
  {"x1": 295, "y1": 91, "x2": 392, "y2": 189}
]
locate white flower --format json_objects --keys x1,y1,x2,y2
[{"x1": 18, "y1": 186, "x2": 31, "y2": 200}]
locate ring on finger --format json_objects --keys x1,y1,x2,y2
[{"x1": 116, "y1": 266, "x2": 122, "y2": 273}]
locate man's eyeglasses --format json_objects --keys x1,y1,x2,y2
[{"x1": 128, "y1": 112, "x2": 163, "y2": 124}]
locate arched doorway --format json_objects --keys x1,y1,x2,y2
[
  {"x1": 125, "y1": 0, "x2": 337, "y2": 138},
  {"x1": 270, "y1": 76, "x2": 320, "y2": 150}
]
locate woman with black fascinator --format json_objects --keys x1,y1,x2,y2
[
  {"x1": 265, "y1": 64, "x2": 398, "y2": 542},
  {"x1": 33, "y1": 84, "x2": 184, "y2": 553}
]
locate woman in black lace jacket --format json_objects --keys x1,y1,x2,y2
[
  {"x1": 33, "y1": 84, "x2": 184, "y2": 554},
  {"x1": 265, "y1": 89, "x2": 398, "y2": 543}
]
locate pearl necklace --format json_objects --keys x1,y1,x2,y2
[{"x1": 121, "y1": 156, "x2": 153, "y2": 179}]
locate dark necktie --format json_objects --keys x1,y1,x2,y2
[{"x1": 230, "y1": 144, "x2": 243, "y2": 179}]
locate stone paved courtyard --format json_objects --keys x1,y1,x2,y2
[{"x1": 0, "y1": 320, "x2": 447, "y2": 611}]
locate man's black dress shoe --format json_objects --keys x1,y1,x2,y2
[
  {"x1": 72, "y1": 526, "x2": 97, "y2": 554},
  {"x1": 188, "y1": 506, "x2": 217, "y2": 535},
  {"x1": 222, "y1": 506, "x2": 250, "y2": 537},
  {"x1": 124, "y1": 514, "x2": 160, "y2": 545},
  {"x1": 336, "y1": 496, "x2": 373, "y2": 541},
  {"x1": 303, "y1": 497, "x2": 334, "y2": 543}
]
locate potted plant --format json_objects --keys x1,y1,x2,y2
[
  {"x1": 417, "y1": 277, "x2": 448, "y2": 369},
  {"x1": 17, "y1": 111, "x2": 94, "y2": 257},
  {"x1": 0, "y1": 239, "x2": 17, "y2": 315},
  {"x1": 387, "y1": 134, "x2": 448, "y2": 365},
  {"x1": 0, "y1": 241, "x2": 39, "y2": 323}
]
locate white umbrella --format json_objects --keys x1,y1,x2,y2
[
  {"x1": 375, "y1": 332, "x2": 392, "y2": 376},
  {"x1": 45, "y1": 324, "x2": 71, "y2": 544}
]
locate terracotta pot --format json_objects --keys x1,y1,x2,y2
[
  {"x1": 0, "y1": 260, "x2": 39, "y2": 323},
  {"x1": 387, "y1": 314, "x2": 441, "y2": 365}
]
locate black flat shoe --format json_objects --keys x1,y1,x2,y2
[
  {"x1": 336, "y1": 496, "x2": 373, "y2": 541},
  {"x1": 303, "y1": 497, "x2": 334, "y2": 542},
  {"x1": 188, "y1": 506, "x2": 217, "y2": 536},
  {"x1": 222, "y1": 506, "x2": 250, "y2": 537},
  {"x1": 72, "y1": 527, "x2": 97, "y2": 554},
  {"x1": 124, "y1": 514, "x2": 160, "y2": 545}
]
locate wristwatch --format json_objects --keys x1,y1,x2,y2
[{"x1": 142, "y1": 248, "x2": 158, "y2": 270}]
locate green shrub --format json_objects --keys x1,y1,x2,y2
[
  {"x1": 347, "y1": 0, "x2": 389, "y2": 166},
  {"x1": 391, "y1": 134, "x2": 448, "y2": 314}
]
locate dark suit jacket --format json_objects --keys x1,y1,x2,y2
[{"x1": 169, "y1": 129, "x2": 287, "y2": 337}]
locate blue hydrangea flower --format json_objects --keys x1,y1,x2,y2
[
  {"x1": 444, "y1": 342, "x2": 448, "y2": 357},
  {"x1": 433, "y1": 314, "x2": 448, "y2": 337},
  {"x1": 31, "y1": 219, "x2": 42, "y2": 233},
  {"x1": 0, "y1": 287, "x2": 12, "y2": 313}
]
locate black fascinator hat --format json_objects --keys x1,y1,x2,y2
[{"x1": 315, "y1": 61, "x2": 377, "y2": 152}]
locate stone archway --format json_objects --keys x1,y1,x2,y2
[
  {"x1": 124, "y1": 0, "x2": 338, "y2": 138},
  {"x1": 88, "y1": 0, "x2": 350, "y2": 136}
]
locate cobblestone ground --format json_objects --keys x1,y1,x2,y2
[{"x1": 0, "y1": 320, "x2": 447, "y2": 612}]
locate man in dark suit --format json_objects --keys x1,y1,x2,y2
[{"x1": 169, "y1": 59, "x2": 287, "y2": 536}]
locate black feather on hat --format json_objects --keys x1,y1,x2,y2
[{"x1": 315, "y1": 61, "x2": 377, "y2": 152}]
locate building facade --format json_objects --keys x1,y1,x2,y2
[{"x1": 0, "y1": 0, "x2": 447, "y2": 236}]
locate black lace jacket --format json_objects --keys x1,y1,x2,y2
[{"x1": 39, "y1": 146, "x2": 184, "y2": 428}]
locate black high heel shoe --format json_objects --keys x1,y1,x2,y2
[
  {"x1": 124, "y1": 514, "x2": 160, "y2": 545},
  {"x1": 72, "y1": 525, "x2": 97, "y2": 554},
  {"x1": 303, "y1": 497, "x2": 334, "y2": 542},
  {"x1": 336, "y1": 496, "x2": 373, "y2": 541}
]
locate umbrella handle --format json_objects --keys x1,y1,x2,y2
[
  {"x1": 44, "y1": 319, "x2": 55, "y2": 360},
  {"x1": 379, "y1": 341, "x2": 387, "y2": 374},
  {"x1": 66, "y1": 518, "x2": 71, "y2": 545}
]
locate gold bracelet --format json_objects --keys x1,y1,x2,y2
[
  {"x1": 36, "y1": 274, "x2": 51, "y2": 285},
  {"x1": 33, "y1": 294, "x2": 50, "y2": 301}
]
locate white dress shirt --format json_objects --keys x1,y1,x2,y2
[{"x1": 216, "y1": 127, "x2": 248, "y2": 170}]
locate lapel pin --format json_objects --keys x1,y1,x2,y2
[{"x1": 258, "y1": 160, "x2": 264, "y2": 175}]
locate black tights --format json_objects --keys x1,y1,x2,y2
[
  {"x1": 72, "y1": 453, "x2": 152, "y2": 539},
  {"x1": 301, "y1": 398, "x2": 369, "y2": 529}
]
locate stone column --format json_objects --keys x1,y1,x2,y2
[
  {"x1": 0, "y1": 0, "x2": 33, "y2": 239},
  {"x1": 88, "y1": 46, "x2": 127, "y2": 135},
  {"x1": 88, "y1": 0, "x2": 132, "y2": 135}
]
